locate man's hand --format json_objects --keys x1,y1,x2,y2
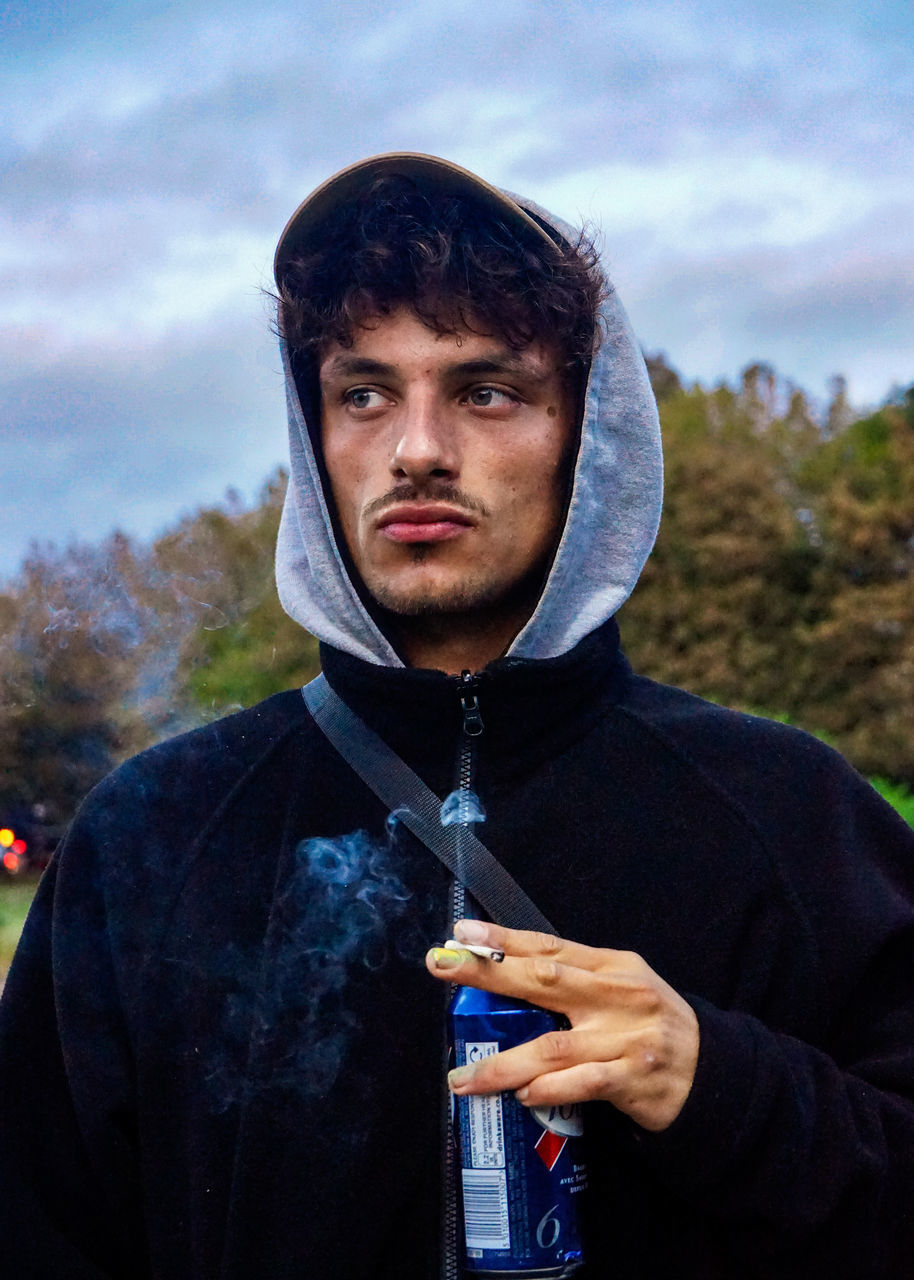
[{"x1": 426, "y1": 919, "x2": 700, "y2": 1133}]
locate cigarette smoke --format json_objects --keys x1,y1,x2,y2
[
  {"x1": 206, "y1": 809, "x2": 417, "y2": 1109},
  {"x1": 206, "y1": 792, "x2": 486, "y2": 1110}
]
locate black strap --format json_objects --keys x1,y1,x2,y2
[{"x1": 302, "y1": 675, "x2": 555, "y2": 933}]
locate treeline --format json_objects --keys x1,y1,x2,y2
[
  {"x1": 0, "y1": 473, "x2": 319, "y2": 837},
  {"x1": 621, "y1": 362, "x2": 914, "y2": 786},
  {"x1": 1, "y1": 360, "x2": 912, "y2": 838}
]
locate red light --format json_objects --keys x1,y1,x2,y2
[
  {"x1": 10, "y1": 839, "x2": 26, "y2": 855},
  {"x1": 2, "y1": 851, "x2": 20, "y2": 873}
]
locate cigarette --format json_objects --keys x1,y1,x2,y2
[{"x1": 444, "y1": 939, "x2": 505, "y2": 962}]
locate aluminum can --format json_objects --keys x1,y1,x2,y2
[{"x1": 449, "y1": 984, "x2": 586, "y2": 1277}]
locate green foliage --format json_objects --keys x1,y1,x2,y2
[
  {"x1": 643, "y1": 351, "x2": 683, "y2": 403},
  {"x1": 619, "y1": 372, "x2": 914, "y2": 786},
  {"x1": 186, "y1": 590, "x2": 320, "y2": 714},
  {"x1": 0, "y1": 468, "x2": 319, "y2": 829},
  {"x1": 870, "y1": 778, "x2": 914, "y2": 829},
  {"x1": 0, "y1": 537, "x2": 147, "y2": 826},
  {"x1": 168, "y1": 470, "x2": 320, "y2": 718}
]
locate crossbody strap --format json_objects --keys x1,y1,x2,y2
[{"x1": 302, "y1": 675, "x2": 555, "y2": 934}]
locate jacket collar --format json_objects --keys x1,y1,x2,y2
[{"x1": 318, "y1": 618, "x2": 630, "y2": 792}]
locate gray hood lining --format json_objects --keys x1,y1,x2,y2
[{"x1": 275, "y1": 192, "x2": 662, "y2": 669}]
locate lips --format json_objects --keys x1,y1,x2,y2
[{"x1": 375, "y1": 503, "x2": 475, "y2": 544}]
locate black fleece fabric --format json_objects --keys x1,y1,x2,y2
[{"x1": 2, "y1": 621, "x2": 914, "y2": 1278}]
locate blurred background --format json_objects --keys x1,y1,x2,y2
[{"x1": 2, "y1": 0, "x2": 913, "y2": 963}]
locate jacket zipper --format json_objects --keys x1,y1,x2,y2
[{"x1": 442, "y1": 671, "x2": 485, "y2": 1280}]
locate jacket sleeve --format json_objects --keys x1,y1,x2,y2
[
  {"x1": 634, "y1": 748, "x2": 914, "y2": 1279},
  {"x1": 0, "y1": 806, "x2": 147, "y2": 1278}
]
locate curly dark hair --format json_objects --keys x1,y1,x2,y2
[{"x1": 277, "y1": 174, "x2": 606, "y2": 377}]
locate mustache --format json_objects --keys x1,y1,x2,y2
[{"x1": 362, "y1": 484, "x2": 491, "y2": 522}]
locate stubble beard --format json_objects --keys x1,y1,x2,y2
[{"x1": 367, "y1": 543, "x2": 547, "y2": 626}]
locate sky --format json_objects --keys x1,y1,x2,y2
[{"x1": 2, "y1": 0, "x2": 912, "y2": 581}]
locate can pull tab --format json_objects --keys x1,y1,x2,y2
[{"x1": 459, "y1": 671, "x2": 485, "y2": 737}]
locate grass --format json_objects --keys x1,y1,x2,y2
[{"x1": 0, "y1": 877, "x2": 40, "y2": 976}]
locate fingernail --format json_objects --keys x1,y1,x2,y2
[
  {"x1": 453, "y1": 919, "x2": 488, "y2": 944},
  {"x1": 515, "y1": 1086, "x2": 530, "y2": 1103},
  {"x1": 448, "y1": 1064, "x2": 477, "y2": 1089},
  {"x1": 430, "y1": 947, "x2": 465, "y2": 969}
]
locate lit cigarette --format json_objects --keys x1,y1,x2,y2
[{"x1": 444, "y1": 939, "x2": 505, "y2": 962}]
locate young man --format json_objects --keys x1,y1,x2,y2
[{"x1": 1, "y1": 154, "x2": 913, "y2": 1279}]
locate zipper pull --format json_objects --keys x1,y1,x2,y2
[{"x1": 458, "y1": 670, "x2": 484, "y2": 737}]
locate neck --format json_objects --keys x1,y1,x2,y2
[{"x1": 387, "y1": 605, "x2": 533, "y2": 674}]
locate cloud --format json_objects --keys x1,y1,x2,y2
[
  {"x1": 1, "y1": 311, "x2": 288, "y2": 578},
  {"x1": 624, "y1": 207, "x2": 914, "y2": 403},
  {"x1": 1, "y1": 0, "x2": 911, "y2": 578}
]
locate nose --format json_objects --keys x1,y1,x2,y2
[{"x1": 390, "y1": 392, "x2": 459, "y2": 483}]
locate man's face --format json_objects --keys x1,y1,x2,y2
[{"x1": 319, "y1": 309, "x2": 575, "y2": 637}]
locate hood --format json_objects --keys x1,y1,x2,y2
[{"x1": 274, "y1": 193, "x2": 663, "y2": 668}]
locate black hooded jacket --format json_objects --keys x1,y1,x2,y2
[
  {"x1": 3, "y1": 176, "x2": 914, "y2": 1278},
  {"x1": 3, "y1": 622, "x2": 914, "y2": 1278}
]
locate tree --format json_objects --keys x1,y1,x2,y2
[
  {"x1": 619, "y1": 376, "x2": 824, "y2": 713},
  {"x1": 0, "y1": 469, "x2": 320, "y2": 829},
  {"x1": 619, "y1": 370, "x2": 914, "y2": 784},
  {"x1": 0, "y1": 539, "x2": 146, "y2": 827},
  {"x1": 787, "y1": 400, "x2": 914, "y2": 779},
  {"x1": 643, "y1": 351, "x2": 683, "y2": 404},
  {"x1": 167, "y1": 469, "x2": 320, "y2": 719}
]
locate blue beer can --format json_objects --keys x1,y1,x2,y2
[{"x1": 449, "y1": 984, "x2": 587, "y2": 1277}]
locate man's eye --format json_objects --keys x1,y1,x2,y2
[
  {"x1": 345, "y1": 388, "x2": 386, "y2": 410},
  {"x1": 466, "y1": 387, "x2": 515, "y2": 408}
]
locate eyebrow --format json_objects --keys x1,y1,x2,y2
[
  {"x1": 449, "y1": 356, "x2": 546, "y2": 379},
  {"x1": 320, "y1": 352, "x2": 550, "y2": 381},
  {"x1": 320, "y1": 356, "x2": 397, "y2": 380}
]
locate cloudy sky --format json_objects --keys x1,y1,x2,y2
[{"x1": 2, "y1": 0, "x2": 912, "y2": 581}]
